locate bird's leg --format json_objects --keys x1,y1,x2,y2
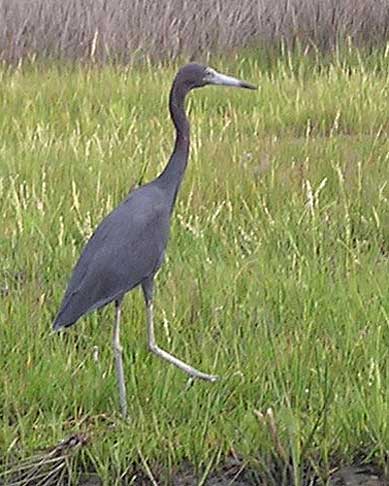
[
  {"x1": 113, "y1": 298, "x2": 128, "y2": 418},
  {"x1": 142, "y1": 278, "x2": 218, "y2": 383}
]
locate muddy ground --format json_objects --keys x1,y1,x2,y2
[{"x1": 78, "y1": 462, "x2": 388, "y2": 485}]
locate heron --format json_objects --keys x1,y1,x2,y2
[{"x1": 53, "y1": 63, "x2": 256, "y2": 417}]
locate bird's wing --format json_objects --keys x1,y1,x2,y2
[{"x1": 53, "y1": 185, "x2": 169, "y2": 329}]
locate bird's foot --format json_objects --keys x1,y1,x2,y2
[
  {"x1": 185, "y1": 373, "x2": 219, "y2": 390},
  {"x1": 206, "y1": 374, "x2": 219, "y2": 383}
]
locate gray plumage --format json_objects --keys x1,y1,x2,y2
[
  {"x1": 53, "y1": 63, "x2": 256, "y2": 417},
  {"x1": 53, "y1": 185, "x2": 169, "y2": 328}
]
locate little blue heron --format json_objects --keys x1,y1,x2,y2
[{"x1": 53, "y1": 63, "x2": 256, "y2": 417}]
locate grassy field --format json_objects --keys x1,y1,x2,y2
[{"x1": 1, "y1": 51, "x2": 389, "y2": 484}]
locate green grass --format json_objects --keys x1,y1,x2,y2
[{"x1": 1, "y1": 51, "x2": 389, "y2": 484}]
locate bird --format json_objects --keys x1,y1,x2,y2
[{"x1": 53, "y1": 63, "x2": 256, "y2": 417}]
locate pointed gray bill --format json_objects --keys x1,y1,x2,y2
[{"x1": 208, "y1": 69, "x2": 257, "y2": 90}]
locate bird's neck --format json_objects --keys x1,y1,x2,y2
[{"x1": 157, "y1": 81, "x2": 190, "y2": 205}]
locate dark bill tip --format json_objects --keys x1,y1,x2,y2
[
  {"x1": 208, "y1": 70, "x2": 257, "y2": 90},
  {"x1": 239, "y1": 80, "x2": 257, "y2": 90}
]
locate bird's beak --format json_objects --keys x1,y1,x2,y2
[{"x1": 208, "y1": 69, "x2": 257, "y2": 90}]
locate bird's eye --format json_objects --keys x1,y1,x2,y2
[{"x1": 204, "y1": 68, "x2": 214, "y2": 79}]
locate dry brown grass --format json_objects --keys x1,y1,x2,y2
[{"x1": 0, "y1": 0, "x2": 389, "y2": 63}]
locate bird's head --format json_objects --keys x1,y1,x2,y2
[{"x1": 175, "y1": 63, "x2": 257, "y2": 91}]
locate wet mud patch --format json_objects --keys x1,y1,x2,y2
[{"x1": 328, "y1": 464, "x2": 388, "y2": 486}]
